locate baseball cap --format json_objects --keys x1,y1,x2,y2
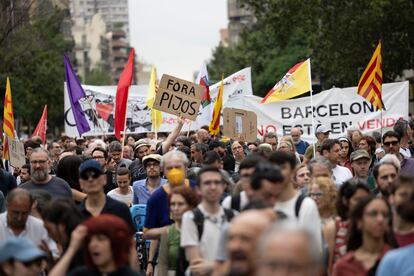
[
  {"x1": 350, "y1": 149, "x2": 371, "y2": 162},
  {"x1": 79, "y1": 159, "x2": 104, "y2": 179},
  {"x1": 134, "y1": 139, "x2": 150, "y2": 151},
  {"x1": 142, "y1": 154, "x2": 161, "y2": 167},
  {"x1": 0, "y1": 237, "x2": 46, "y2": 263},
  {"x1": 315, "y1": 125, "x2": 332, "y2": 134}
]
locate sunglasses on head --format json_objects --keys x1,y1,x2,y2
[{"x1": 81, "y1": 170, "x2": 101, "y2": 180}]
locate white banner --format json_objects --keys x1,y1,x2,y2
[
  {"x1": 225, "y1": 81, "x2": 409, "y2": 142},
  {"x1": 64, "y1": 68, "x2": 253, "y2": 137}
]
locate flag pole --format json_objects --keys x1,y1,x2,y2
[
  {"x1": 187, "y1": 121, "x2": 191, "y2": 137},
  {"x1": 307, "y1": 59, "x2": 316, "y2": 157},
  {"x1": 121, "y1": 105, "x2": 128, "y2": 154},
  {"x1": 85, "y1": 97, "x2": 107, "y2": 140}
]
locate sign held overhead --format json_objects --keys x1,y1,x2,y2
[
  {"x1": 223, "y1": 108, "x2": 257, "y2": 142},
  {"x1": 153, "y1": 74, "x2": 204, "y2": 121}
]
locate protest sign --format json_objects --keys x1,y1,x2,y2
[
  {"x1": 223, "y1": 108, "x2": 257, "y2": 142},
  {"x1": 153, "y1": 74, "x2": 204, "y2": 121},
  {"x1": 7, "y1": 136, "x2": 25, "y2": 168}
]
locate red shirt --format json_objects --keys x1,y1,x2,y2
[
  {"x1": 332, "y1": 244, "x2": 391, "y2": 276},
  {"x1": 394, "y1": 231, "x2": 414, "y2": 247}
]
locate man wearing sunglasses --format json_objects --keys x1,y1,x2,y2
[
  {"x1": 383, "y1": 131, "x2": 414, "y2": 177},
  {"x1": 0, "y1": 236, "x2": 47, "y2": 276},
  {"x1": 77, "y1": 159, "x2": 134, "y2": 230}
]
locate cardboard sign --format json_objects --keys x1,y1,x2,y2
[
  {"x1": 223, "y1": 108, "x2": 257, "y2": 142},
  {"x1": 153, "y1": 74, "x2": 204, "y2": 121},
  {"x1": 7, "y1": 136, "x2": 25, "y2": 168}
]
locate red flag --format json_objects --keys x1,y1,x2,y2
[
  {"x1": 114, "y1": 48, "x2": 135, "y2": 140},
  {"x1": 31, "y1": 105, "x2": 47, "y2": 144}
]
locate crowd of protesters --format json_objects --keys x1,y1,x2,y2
[{"x1": 0, "y1": 117, "x2": 413, "y2": 276}]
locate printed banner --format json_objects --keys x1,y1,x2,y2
[{"x1": 225, "y1": 81, "x2": 409, "y2": 142}]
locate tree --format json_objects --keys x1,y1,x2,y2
[
  {"x1": 84, "y1": 65, "x2": 113, "y2": 85},
  {"x1": 208, "y1": 0, "x2": 414, "y2": 96},
  {"x1": 0, "y1": 3, "x2": 72, "y2": 134}
]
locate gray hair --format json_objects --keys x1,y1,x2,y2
[
  {"x1": 31, "y1": 147, "x2": 51, "y2": 159},
  {"x1": 160, "y1": 150, "x2": 189, "y2": 169},
  {"x1": 307, "y1": 156, "x2": 332, "y2": 174},
  {"x1": 257, "y1": 221, "x2": 322, "y2": 273},
  {"x1": 380, "y1": 154, "x2": 401, "y2": 173}
]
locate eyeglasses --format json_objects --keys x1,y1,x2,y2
[
  {"x1": 383, "y1": 141, "x2": 399, "y2": 147},
  {"x1": 364, "y1": 210, "x2": 390, "y2": 219},
  {"x1": 30, "y1": 160, "x2": 48, "y2": 165},
  {"x1": 309, "y1": 192, "x2": 324, "y2": 198},
  {"x1": 80, "y1": 170, "x2": 101, "y2": 180}
]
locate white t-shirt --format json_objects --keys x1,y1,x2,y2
[
  {"x1": 221, "y1": 191, "x2": 249, "y2": 210},
  {"x1": 274, "y1": 192, "x2": 323, "y2": 251},
  {"x1": 181, "y1": 204, "x2": 228, "y2": 261},
  {"x1": 107, "y1": 188, "x2": 133, "y2": 206},
  {"x1": 332, "y1": 165, "x2": 353, "y2": 187}
]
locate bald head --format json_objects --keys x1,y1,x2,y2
[
  {"x1": 6, "y1": 188, "x2": 32, "y2": 206},
  {"x1": 291, "y1": 127, "x2": 302, "y2": 143},
  {"x1": 227, "y1": 210, "x2": 274, "y2": 276},
  {"x1": 197, "y1": 129, "x2": 210, "y2": 143}
]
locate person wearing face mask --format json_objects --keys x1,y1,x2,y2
[{"x1": 143, "y1": 151, "x2": 196, "y2": 276}]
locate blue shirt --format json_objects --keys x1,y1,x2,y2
[
  {"x1": 295, "y1": 140, "x2": 309, "y2": 155},
  {"x1": 377, "y1": 244, "x2": 414, "y2": 276},
  {"x1": 132, "y1": 178, "x2": 167, "y2": 205},
  {"x1": 144, "y1": 180, "x2": 196, "y2": 230}
]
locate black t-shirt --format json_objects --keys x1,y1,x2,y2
[
  {"x1": 105, "y1": 171, "x2": 117, "y2": 194},
  {"x1": 69, "y1": 266, "x2": 143, "y2": 276}
]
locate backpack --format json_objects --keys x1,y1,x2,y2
[
  {"x1": 230, "y1": 193, "x2": 241, "y2": 212},
  {"x1": 176, "y1": 207, "x2": 235, "y2": 276}
]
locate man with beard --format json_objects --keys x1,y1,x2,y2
[
  {"x1": 20, "y1": 148, "x2": 72, "y2": 199},
  {"x1": 129, "y1": 139, "x2": 150, "y2": 182},
  {"x1": 373, "y1": 160, "x2": 399, "y2": 199},
  {"x1": 224, "y1": 210, "x2": 275, "y2": 276}
]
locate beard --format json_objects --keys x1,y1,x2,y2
[{"x1": 31, "y1": 169, "x2": 48, "y2": 182}]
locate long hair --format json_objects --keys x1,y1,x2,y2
[
  {"x1": 56, "y1": 155, "x2": 83, "y2": 191},
  {"x1": 346, "y1": 195, "x2": 396, "y2": 251},
  {"x1": 82, "y1": 214, "x2": 134, "y2": 270},
  {"x1": 310, "y1": 177, "x2": 337, "y2": 214},
  {"x1": 336, "y1": 179, "x2": 370, "y2": 220}
]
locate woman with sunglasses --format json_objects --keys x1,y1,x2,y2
[
  {"x1": 156, "y1": 186, "x2": 199, "y2": 276},
  {"x1": 308, "y1": 177, "x2": 337, "y2": 226},
  {"x1": 333, "y1": 195, "x2": 396, "y2": 276},
  {"x1": 49, "y1": 214, "x2": 142, "y2": 276},
  {"x1": 324, "y1": 179, "x2": 370, "y2": 273}
]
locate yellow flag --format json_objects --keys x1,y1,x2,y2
[
  {"x1": 3, "y1": 77, "x2": 15, "y2": 160},
  {"x1": 146, "y1": 65, "x2": 162, "y2": 132},
  {"x1": 262, "y1": 59, "x2": 312, "y2": 103},
  {"x1": 209, "y1": 74, "x2": 223, "y2": 136},
  {"x1": 357, "y1": 41, "x2": 383, "y2": 110}
]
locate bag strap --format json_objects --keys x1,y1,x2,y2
[
  {"x1": 230, "y1": 193, "x2": 241, "y2": 211},
  {"x1": 295, "y1": 193, "x2": 306, "y2": 218},
  {"x1": 223, "y1": 208, "x2": 235, "y2": 222},
  {"x1": 192, "y1": 207, "x2": 204, "y2": 240}
]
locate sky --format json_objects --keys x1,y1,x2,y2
[{"x1": 128, "y1": 0, "x2": 228, "y2": 81}]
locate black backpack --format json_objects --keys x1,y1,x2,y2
[
  {"x1": 176, "y1": 207, "x2": 235, "y2": 276},
  {"x1": 230, "y1": 193, "x2": 242, "y2": 212}
]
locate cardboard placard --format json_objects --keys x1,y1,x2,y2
[
  {"x1": 153, "y1": 74, "x2": 204, "y2": 121},
  {"x1": 7, "y1": 136, "x2": 25, "y2": 168},
  {"x1": 223, "y1": 108, "x2": 257, "y2": 142}
]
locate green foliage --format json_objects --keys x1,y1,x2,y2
[
  {"x1": 84, "y1": 65, "x2": 113, "y2": 85},
  {"x1": 208, "y1": 0, "x2": 414, "y2": 96},
  {"x1": 0, "y1": 6, "x2": 72, "y2": 134}
]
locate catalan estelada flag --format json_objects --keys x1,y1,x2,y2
[
  {"x1": 209, "y1": 74, "x2": 223, "y2": 136},
  {"x1": 357, "y1": 41, "x2": 384, "y2": 110},
  {"x1": 262, "y1": 59, "x2": 312, "y2": 103},
  {"x1": 3, "y1": 77, "x2": 15, "y2": 160}
]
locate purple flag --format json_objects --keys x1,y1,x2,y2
[{"x1": 64, "y1": 55, "x2": 90, "y2": 136}]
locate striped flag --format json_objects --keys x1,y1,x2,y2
[
  {"x1": 209, "y1": 74, "x2": 223, "y2": 136},
  {"x1": 3, "y1": 77, "x2": 15, "y2": 160},
  {"x1": 357, "y1": 41, "x2": 384, "y2": 110}
]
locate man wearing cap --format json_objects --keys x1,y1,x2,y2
[
  {"x1": 351, "y1": 149, "x2": 376, "y2": 190},
  {"x1": 304, "y1": 125, "x2": 331, "y2": 162},
  {"x1": 0, "y1": 237, "x2": 47, "y2": 276},
  {"x1": 0, "y1": 189, "x2": 58, "y2": 257},
  {"x1": 77, "y1": 159, "x2": 134, "y2": 230},
  {"x1": 129, "y1": 139, "x2": 150, "y2": 182},
  {"x1": 20, "y1": 148, "x2": 72, "y2": 199},
  {"x1": 132, "y1": 154, "x2": 167, "y2": 205}
]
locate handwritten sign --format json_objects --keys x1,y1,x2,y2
[
  {"x1": 153, "y1": 74, "x2": 204, "y2": 121},
  {"x1": 7, "y1": 136, "x2": 25, "y2": 168},
  {"x1": 223, "y1": 108, "x2": 257, "y2": 142}
]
